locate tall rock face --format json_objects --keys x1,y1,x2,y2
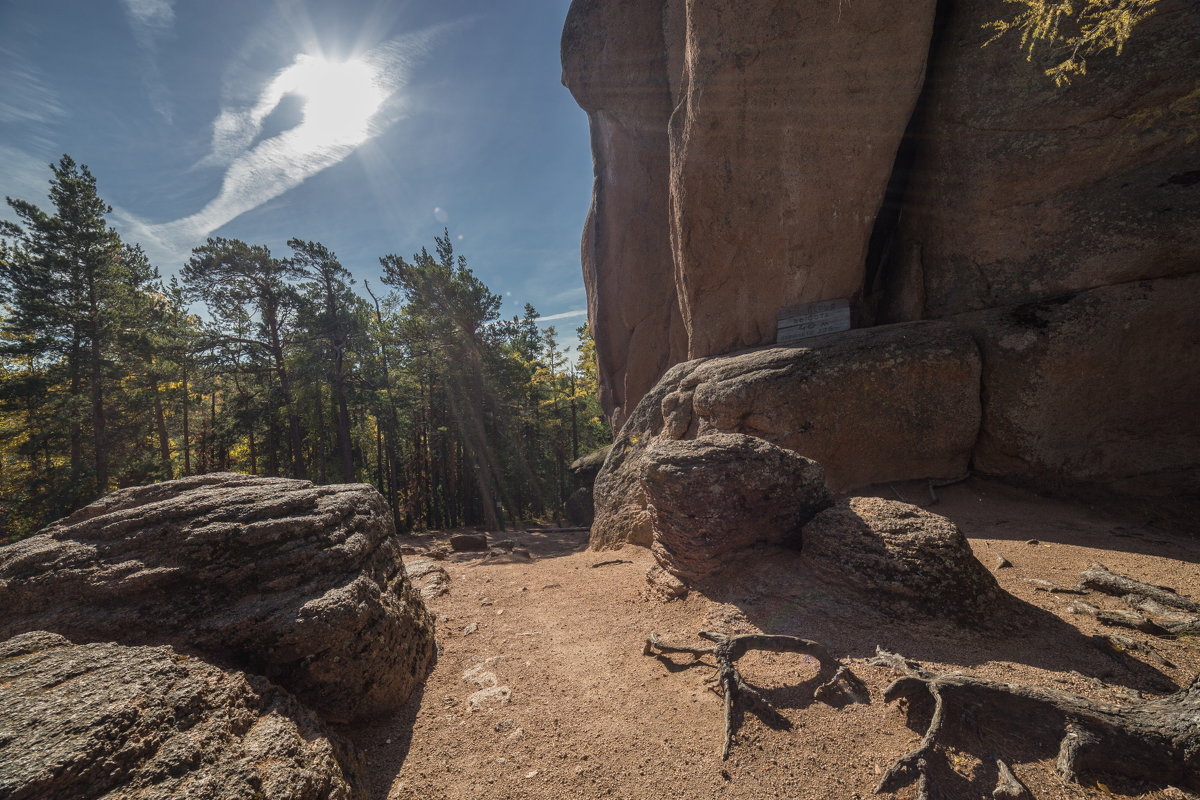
[
  {"x1": 562, "y1": 0, "x2": 937, "y2": 427},
  {"x1": 882, "y1": 0, "x2": 1200, "y2": 322},
  {"x1": 664, "y1": 0, "x2": 936, "y2": 359},
  {"x1": 562, "y1": 0, "x2": 686, "y2": 428}
]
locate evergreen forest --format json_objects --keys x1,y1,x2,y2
[{"x1": 0, "y1": 156, "x2": 609, "y2": 541}]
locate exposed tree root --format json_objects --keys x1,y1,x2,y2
[
  {"x1": 869, "y1": 648, "x2": 1200, "y2": 797},
  {"x1": 1079, "y1": 563, "x2": 1200, "y2": 636},
  {"x1": 643, "y1": 631, "x2": 867, "y2": 759}
]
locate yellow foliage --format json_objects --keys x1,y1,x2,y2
[{"x1": 983, "y1": 0, "x2": 1159, "y2": 85}]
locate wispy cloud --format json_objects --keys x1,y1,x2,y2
[
  {"x1": 136, "y1": 29, "x2": 437, "y2": 265},
  {"x1": 0, "y1": 45, "x2": 65, "y2": 126},
  {"x1": 119, "y1": 0, "x2": 175, "y2": 121},
  {"x1": 538, "y1": 308, "x2": 588, "y2": 322}
]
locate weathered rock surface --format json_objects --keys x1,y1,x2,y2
[
  {"x1": 0, "y1": 631, "x2": 355, "y2": 800},
  {"x1": 882, "y1": 0, "x2": 1200, "y2": 321},
  {"x1": 591, "y1": 322, "x2": 981, "y2": 548},
  {"x1": 958, "y1": 274, "x2": 1200, "y2": 494},
  {"x1": 0, "y1": 473, "x2": 435, "y2": 724},
  {"x1": 801, "y1": 497, "x2": 1007, "y2": 624},
  {"x1": 562, "y1": 0, "x2": 687, "y2": 428},
  {"x1": 665, "y1": 0, "x2": 937, "y2": 360},
  {"x1": 641, "y1": 434, "x2": 829, "y2": 584}
]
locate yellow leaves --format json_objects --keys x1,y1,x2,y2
[{"x1": 982, "y1": 0, "x2": 1159, "y2": 85}]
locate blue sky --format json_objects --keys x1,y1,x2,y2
[{"x1": 0, "y1": 0, "x2": 594, "y2": 325}]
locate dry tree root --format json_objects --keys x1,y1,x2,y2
[
  {"x1": 643, "y1": 631, "x2": 867, "y2": 759},
  {"x1": 870, "y1": 648, "x2": 1200, "y2": 798},
  {"x1": 1080, "y1": 563, "x2": 1200, "y2": 636}
]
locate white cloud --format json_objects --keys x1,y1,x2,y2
[
  {"x1": 538, "y1": 308, "x2": 588, "y2": 322},
  {"x1": 136, "y1": 29, "x2": 437, "y2": 258},
  {"x1": 121, "y1": 0, "x2": 174, "y2": 35}
]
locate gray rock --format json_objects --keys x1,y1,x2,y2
[
  {"x1": 641, "y1": 434, "x2": 829, "y2": 583},
  {"x1": 0, "y1": 631, "x2": 355, "y2": 800},
  {"x1": 0, "y1": 473, "x2": 435, "y2": 724},
  {"x1": 801, "y1": 497, "x2": 1008, "y2": 625}
]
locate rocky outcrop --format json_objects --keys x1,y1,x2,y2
[
  {"x1": 957, "y1": 274, "x2": 1200, "y2": 494},
  {"x1": 0, "y1": 631, "x2": 355, "y2": 800},
  {"x1": 563, "y1": 0, "x2": 936, "y2": 426},
  {"x1": 664, "y1": 0, "x2": 936, "y2": 360},
  {"x1": 591, "y1": 322, "x2": 981, "y2": 548},
  {"x1": 883, "y1": 0, "x2": 1200, "y2": 321},
  {"x1": 641, "y1": 434, "x2": 829, "y2": 583},
  {"x1": 562, "y1": 0, "x2": 686, "y2": 427},
  {"x1": 802, "y1": 497, "x2": 1007, "y2": 624},
  {"x1": 0, "y1": 473, "x2": 435, "y2": 724}
]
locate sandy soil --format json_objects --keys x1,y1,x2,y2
[{"x1": 350, "y1": 478, "x2": 1200, "y2": 800}]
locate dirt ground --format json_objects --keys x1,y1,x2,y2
[{"x1": 349, "y1": 478, "x2": 1200, "y2": 800}]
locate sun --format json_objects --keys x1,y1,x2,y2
[{"x1": 284, "y1": 55, "x2": 387, "y2": 147}]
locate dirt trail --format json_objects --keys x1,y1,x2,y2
[{"x1": 350, "y1": 478, "x2": 1200, "y2": 800}]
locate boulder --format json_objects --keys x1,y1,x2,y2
[
  {"x1": 957, "y1": 274, "x2": 1200, "y2": 494},
  {"x1": 665, "y1": 0, "x2": 937, "y2": 360},
  {"x1": 642, "y1": 434, "x2": 829, "y2": 583},
  {"x1": 883, "y1": 0, "x2": 1200, "y2": 321},
  {"x1": 564, "y1": 486, "x2": 595, "y2": 527},
  {"x1": 801, "y1": 497, "x2": 1006, "y2": 624},
  {"x1": 449, "y1": 532, "x2": 489, "y2": 551},
  {"x1": 591, "y1": 321, "x2": 981, "y2": 548},
  {"x1": 0, "y1": 631, "x2": 355, "y2": 800},
  {"x1": 0, "y1": 473, "x2": 435, "y2": 724},
  {"x1": 562, "y1": 0, "x2": 688, "y2": 428}
]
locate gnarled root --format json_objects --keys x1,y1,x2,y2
[
  {"x1": 870, "y1": 648, "x2": 1200, "y2": 796},
  {"x1": 643, "y1": 631, "x2": 867, "y2": 759}
]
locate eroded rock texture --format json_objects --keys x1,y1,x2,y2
[
  {"x1": 802, "y1": 497, "x2": 1007, "y2": 624},
  {"x1": 562, "y1": 0, "x2": 686, "y2": 428},
  {"x1": 883, "y1": 0, "x2": 1200, "y2": 321},
  {"x1": 591, "y1": 322, "x2": 980, "y2": 548},
  {"x1": 0, "y1": 473, "x2": 435, "y2": 724},
  {"x1": 0, "y1": 631, "x2": 355, "y2": 800},
  {"x1": 641, "y1": 434, "x2": 829, "y2": 583},
  {"x1": 957, "y1": 274, "x2": 1200, "y2": 494}
]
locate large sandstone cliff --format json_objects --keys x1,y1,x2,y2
[
  {"x1": 563, "y1": 0, "x2": 1200, "y2": 510},
  {"x1": 563, "y1": 0, "x2": 1199, "y2": 429}
]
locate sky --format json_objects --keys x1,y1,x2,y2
[{"x1": 0, "y1": 0, "x2": 595, "y2": 326}]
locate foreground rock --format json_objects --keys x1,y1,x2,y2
[
  {"x1": 592, "y1": 322, "x2": 980, "y2": 548},
  {"x1": 802, "y1": 497, "x2": 1007, "y2": 624},
  {"x1": 0, "y1": 473, "x2": 435, "y2": 724},
  {"x1": 0, "y1": 631, "x2": 355, "y2": 800},
  {"x1": 642, "y1": 434, "x2": 829, "y2": 584},
  {"x1": 957, "y1": 274, "x2": 1200, "y2": 494}
]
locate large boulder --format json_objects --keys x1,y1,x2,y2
[
  {"x1": 562, "y1": 0, "x2": 688, "y2": 428},
  {"x1": 883, "y1": 0, "x2": 1200, "y2": 321},
  {"x1": 0, "y1": 631, "x2": 355, "y2": 800},
  {"x1": 591, "y1": 321, "x2": 981, "y2": 548},
  {"x1": 801, "y1": 497, "x2": 1007, "y2": 624},
  {"x1": 0, "y1": 473, "x2": 435, "y2": 724},
  {"x1": 642, "y1": 434, "x2": 829, "y2": 583},
  {"x1": 957, "y1": 274, "x2": 1200, "y2": 494}
]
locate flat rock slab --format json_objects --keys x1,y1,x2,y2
[
  {"x1": 0, "y1": 473, "x2": 436, "y2": 724},
  {"x1": 0, "y1": 631, "x2": 354, "y2": 800},
  {"x1": 801, "y1": 497, "x2": 1008, "y2": 625}
]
